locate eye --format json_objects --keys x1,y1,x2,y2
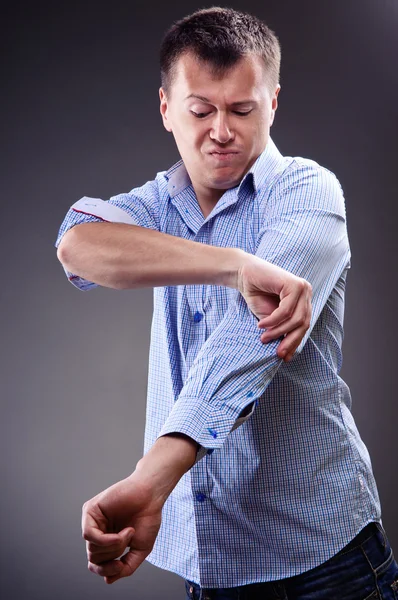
[
  {"x1": 233, "y1": 110, "x2": 253, "y2": 116},
  {"x1": 190, "y1": 111, "x2": 210, "y2": 119},
  {"x1": 189, "y1": 108, "x2": 253, "y2": 118}
]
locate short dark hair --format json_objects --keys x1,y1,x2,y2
[{"x1": 160, "y1": 6, "x2": 281, "y2": 96}]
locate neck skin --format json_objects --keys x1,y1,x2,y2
[
  {"x1": 193, "y1": 183, "x2": 226, "y2": 217},
  {"x1": 189, "y1": 150, "x2": 262, "y2": 218}
]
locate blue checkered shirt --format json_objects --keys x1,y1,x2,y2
[{"x1": 55, "y1": 137, "x2": 381, "y2": 587}]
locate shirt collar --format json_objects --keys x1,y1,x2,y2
[
  {"x1": 164, "y1": 159, "x2": 191, "y2": 198},
  {"x1": 237, "y1": 136, "x2": 285, "y2": 196},
  {"x1": 164, "y1": 136, "x2": 285, "y2": 199}
]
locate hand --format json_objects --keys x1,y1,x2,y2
[
  {"x1": 82, "y1": 474, "x2": 163, "y2": 585},
  {"x1": 237, "y1": 254, "x2": 312, "y2": 362},
  {"x1": 82, "y1": 434, "x2": 196, "y2": 585}
]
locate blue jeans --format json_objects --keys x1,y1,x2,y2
[{"x1": 184, "y1": 522, "x2": 398, "y2": 599}]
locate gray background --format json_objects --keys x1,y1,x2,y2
[{"x1": 2, "y1": 1, "x2": 397, "y2": 598}]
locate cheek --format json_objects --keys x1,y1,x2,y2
[
  {"x1": 174, "y1": 119, "x2": 203, "y2": 146},
  {"x1": 247, "y1": 118, "x2": 269, "y2": 145},
  {"x1": 186, "y1": 129, "x2": 207, "y2": 152}
]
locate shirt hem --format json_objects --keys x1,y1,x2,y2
[
  {"x1": 144, "y1": 555, "x2": 201, "y2": 586},
  {"x1": 144, "y1": 515, "x2": 382, "y2": 588}
]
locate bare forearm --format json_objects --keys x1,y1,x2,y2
[
  {"x1": 57, "y1": 222, "x2": 245, "y2": 290},
  {"x1": 132, "y1": 434, "x2": 198, "y2": 507}
]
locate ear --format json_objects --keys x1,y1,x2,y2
[
  {"x1": 269, "y1": 84, "x2": 281, "y2": 127},
  {"x1": 159, "y1": 87, "x2": 172, "y2": 132}
]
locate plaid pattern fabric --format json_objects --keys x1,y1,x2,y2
[{"x1": 55, "y1": 137, "x2": 381, "y2": 587}]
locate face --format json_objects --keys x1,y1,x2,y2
[{"x1": 159, "y1": 52, "x2": 280, "y2": 203}]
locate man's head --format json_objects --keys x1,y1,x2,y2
[{"x1": 159, "y1": 7, "x2": 281, "y2": 203}]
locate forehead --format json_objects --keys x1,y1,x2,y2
[{"x1": 170, "y1": 52, "x2": 268, "y2": 103}]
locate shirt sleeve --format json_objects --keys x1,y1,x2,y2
[
  {"x1": 54, "y1": 179, "x2": 160, "y2": 290},
  {"x1": 156, "y1": 162, "x2": 351, "y2": 464}
]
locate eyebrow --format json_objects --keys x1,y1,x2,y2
[{"x1": 185, "y1": 93, "x2": 256, "y2": 106}]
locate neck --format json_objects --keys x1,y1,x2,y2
[{"x1": 192, "y1": 182, "x2": 227, "y2": 218}]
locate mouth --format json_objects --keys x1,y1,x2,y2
[{"x1": 207, "y1": 151, "x2": 239, "y2": 162}]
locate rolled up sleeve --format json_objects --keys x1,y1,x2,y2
[
  {"x1": 54, "y1": 180, "x2": 160, "y2": 290},
  {"x1": 157, "y1": 163, "x2": 351, "y2": 464}
]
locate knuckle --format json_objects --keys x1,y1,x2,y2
[
  {"x1": 284, "y1": 307, "x2": 293, "y2": 319},
  {"x1": 291, "y1": 334, "x2": 301, "y2": 347},
  {"x1": 94, "y1": 565, "x2": 105, "y2": 576}
]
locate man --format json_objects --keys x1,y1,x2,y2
[{"x1": 55, "y1": 7, "x2": 398, "y2": 600}]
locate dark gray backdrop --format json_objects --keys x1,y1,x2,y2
[{"x1": 2, "y1": 1, "x2": 397, "y2": 599}]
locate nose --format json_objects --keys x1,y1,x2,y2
[{"x1": 209, "y1": 112, "x2": 234, "y2": 144}]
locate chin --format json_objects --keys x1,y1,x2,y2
[
  {"x1": 208, "y1": 178, "x2": 238, "y2": 190},
  {"x1": 209, "y1": 171, "x2": 242, "y2": 189}
]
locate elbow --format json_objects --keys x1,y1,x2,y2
[
  {"x1": 56, "y1": 238, "x2": 67, "y2": 265},
  {"x1": 56, "y1": 228, "x2": 75, "y2": 270},
  {"x1": 56, "y1": 224, "x2": 125, "y2": 291},
  {"x1": 57, "y1": 223, "x2": 93, "y2": 270}
]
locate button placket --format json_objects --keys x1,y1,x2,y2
[{"x1": 193, "y1": 311, "x2": 203, "y2": 323}]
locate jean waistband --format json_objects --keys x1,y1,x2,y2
[{"x1": 337, "y1": 521, "x2": 380, "y2": 555}]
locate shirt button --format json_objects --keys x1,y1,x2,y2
[
  {"x1": 193, "y1": 311, "x2": 203, "y2": 323},
  {"x1": 196, "y1": 493, "x2": 206, "y2": 502}
]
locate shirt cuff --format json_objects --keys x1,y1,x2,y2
[
  {"x1": 69, "y1": 196, "x2": 139, "y2": 225},
  {"x1": 157, "y1": 396, "x2": 257, "y2": 465},
  {"x1": 60, "y1": 263, "x2": 98, "y2": 291}
]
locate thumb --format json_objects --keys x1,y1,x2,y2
[{"x1": 119, "y1": 527, "x2": 135, "y2": 545}]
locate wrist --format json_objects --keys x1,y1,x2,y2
[
  {"x1": 133, "y1": 434, "x2": 198, "y2": 505},
  {"x1": 219, "y1": 247, "x2": 249, "y2": 289}
]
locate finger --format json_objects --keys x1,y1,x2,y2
[
  {"x1": 260, "y1": 287, "x2": 311, "y2": 340},
  {"x1": 257, "y1": 287, "x2": 302, "y2": 330},
  {"x1": 259, "y1": 301, "x2": 308, "y2": 343},
  {"x1": 87, "y1": 543, "x2": 129, "y2": 565},
  {"x1": 258, "y1": 278, "x2": 311, "y2": 331},
  {"x1": 88, "y1": 558, "x2": 124, "y2": 578},
  {"x1": 88, "y1": 546, "x2": 143, "y2": 581},
  {"x1": 104, "y1": 548, "x2": 146, "y2": 584},
  {"x1": 104, "y1": 575, "x2": 120, "y2": 585},
  {"x1": 260, "y1": 314, "x2": 305, "y2": 345},
  {"x1": 83, "y1": 510, "x2": 133, "y2": 547},
  {"x1": 82, "y1": 509, "x2": 118, "y2": 546},
  {"x1": 86, "y1": 528, "x2": 134, "y2": 554},
  {"x1": 262, "y1": 304, "x2": 311, "y2": 357},
  {"x1": 87, "y1": 539, "x2": 122, "y2": 556},
  {"x1": 82, "y1": 503, "x2": 134, "y2": 544},
  {"x1": 86, "y1": 529, "x2": 134, "y2": 566},
  {"x1": 276, "y1": 323, "x2": 309, "y2": 361},
  {"x1": 276, "y1": 307, "x2": 311, "y2": 359},
  {"x1": 104, "y1": 571, "x2": 127, "y2": 585}
]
